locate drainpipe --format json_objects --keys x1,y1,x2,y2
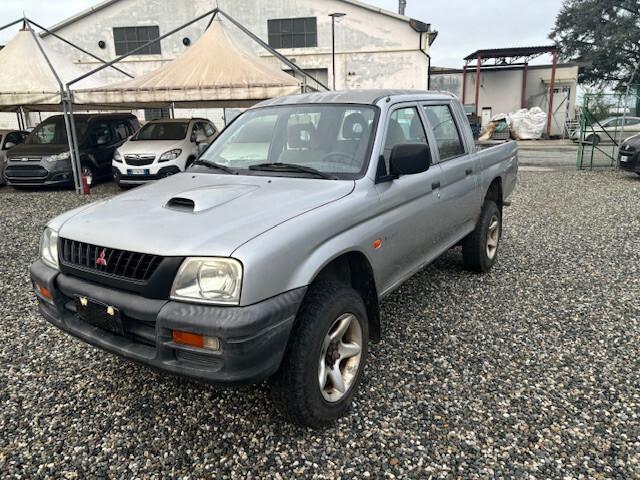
[
  {"x1": 419, "y1": 34, "x2": 431, "y2": 90},
  {"x1": 399, "y1": 0, "x2": 407, "y2": 15}
]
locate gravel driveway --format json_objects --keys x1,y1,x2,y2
[{"x1": 1, "y1": 170, "x2": 639, "y2": 479}]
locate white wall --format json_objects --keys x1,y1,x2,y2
[
  {"x1": 41, "y1": 0, "x2": 429, "y2": 92},
  {"x1": 431, "y1": 64, "x2": 579, "y2": 136}
]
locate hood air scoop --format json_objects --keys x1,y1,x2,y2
[{"x1": 164, "y1": 184, "x2": 259, "y2": 213}]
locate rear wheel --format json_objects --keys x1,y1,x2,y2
[
  {"x1": 462, "y1": 200, "x2": 502, "y2": 273},
  {"x1": 586, "y1": 134, "x2": 600, "y2": 146},
  {"x1": 269, "y1": 281, "x2": 368, "y2": 427}
]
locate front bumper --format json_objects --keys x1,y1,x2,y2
[
  {"x1": 113, "y1": 165, "x2": 181, "y2": 185},
  {"x1": 5, "y1": 160, "x2": 74, "y2": 187},
  {"x1": 31, "y1": 260, "x2": 306, "y2": 385},
  {"x1": 618, "y1": 149, "x2": 640, "y2": 172}
]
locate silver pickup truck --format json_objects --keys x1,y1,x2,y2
[{"x1": 31, "y1": 90, "x2": 518, "y2": 427}]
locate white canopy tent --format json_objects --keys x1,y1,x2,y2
[
  {"x1": 0, "y1": 28, "x2": 98, "y2": 112},
  {"x1": 72, "y1": 19, "x2": 303, "y2": 109}
]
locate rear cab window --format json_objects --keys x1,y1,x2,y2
[{"x1": 423, "y1": 104, "x2": 466, "y2": 161}]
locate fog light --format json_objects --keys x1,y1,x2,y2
[{"x1": 172, "y1": 330, "x2": 220, "y2": 351}]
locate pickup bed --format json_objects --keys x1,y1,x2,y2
[{"x1": 31, "y1": 90, "x2": 517, "y2": 427}]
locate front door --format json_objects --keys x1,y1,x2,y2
[{"x1": 374, "y1": 105, "x2": 445, "y2": 293}]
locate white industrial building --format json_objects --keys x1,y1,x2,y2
[
  {"x1": 431, "y1": 47, "x2": 580, "y2": 137},
  {"x1": 0, "y1": 0, "x2": 436, "y2": 129}
]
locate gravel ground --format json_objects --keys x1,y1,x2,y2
[{"x1": 1, "y1": 169, "x2": 639, "y2": 479}]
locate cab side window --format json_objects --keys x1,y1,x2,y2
[
  {"x1": 382, "y1": 107, "x2": 428, "y2": 172},
  {"x1": 424, "y1": 105, "x2": 465, "y2": 161},
  {"x1": 112, "y1": 120, "x2": 132, "y2": 142},
  {"x1": 204, "y1": 122, "x2": 217, "y2": 137}
]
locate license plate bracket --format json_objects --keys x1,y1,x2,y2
[{"x1": 75, "y1": 297, "x2": 124, "y2": 335}]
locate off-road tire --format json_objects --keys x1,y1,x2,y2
[
  {"x1": 269, "y1": 281, "x2": 368, "y2": 428},
  {"x1": 462, "y1": 200, "x2": 502, "y2": 273}
]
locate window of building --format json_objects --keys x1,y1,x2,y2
[
  {"x1": 268, "y1": 17, "x2": 317, "y2": 49},
  {"x1": 113, "y1": 26, "x2": 161, "y2": 56},
  {"x1": 423, "y1": 105, "x2": 465, "y2": 161},
  {"x1": 144, "y1": 108, "x2": 171, "y2": 122}
]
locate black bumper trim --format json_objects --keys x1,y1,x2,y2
[{"x1": 30, "y1": 260, "x2": 307, "y2": 385}]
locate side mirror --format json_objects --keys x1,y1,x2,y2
[
  {"x1": 389, "y1": 144, "x2": 431, "y2": 176},
  {"x1": 197, "y1": 142, "x2": 209, "y2": 155},
  {"x1": 4, "y1": 142, "x2": 16, "y2": 150}
]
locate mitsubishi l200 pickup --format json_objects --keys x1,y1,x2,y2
[{"x1": 31, "y1": 90, "x2": 518, "y2": 427}]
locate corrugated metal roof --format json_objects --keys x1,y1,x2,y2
[{"x1": 464, "y1": 46, "x2": 557, "y2": 61}]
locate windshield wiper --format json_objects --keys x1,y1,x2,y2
[
  {"x1": 191, "y1": 160, "x2": 238, "y2": 175},
  {"x1": 248, "y1": 163, "x2": 337, "y2": 180}
]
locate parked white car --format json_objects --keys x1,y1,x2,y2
[
  {"x1": 113, "y1": 118, "x2": 218, "y2": 188},
  {"x1": 571, "y1": 116, "x2": 640, "y2": 145}
]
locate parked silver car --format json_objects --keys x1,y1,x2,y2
[
  {"x1": 571, "y1": 116, "x2": 640, "y2": 145},
  {"x1": 0, "y1": 129, "x2": 29, "y2": 185},
  {"x1": 31, "y1": 90, "x2": 518, "y2": 426}
]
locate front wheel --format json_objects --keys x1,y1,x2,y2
[
  {"x1": 269, "y1": 281, "x2": 368, "y2": 427},
  {"x1": 462, "y1": 200, "x2": 502, "y2": 273}
]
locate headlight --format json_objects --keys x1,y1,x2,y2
[
  {"x1": 159, "y1": 149, "x2": 182, "y2": 162},
  {"x1": 113, "y1": 150, "x2": 123, "y2": 163},
  {"x1": 42, "y1": 152, "x2": 71, "y2": 163},
  {"x1": 40, "y1": 227, "x2": 59, "y2": 270},
  {"x1": 171, "y1": 257, "x2": 242, "y2": 305}
]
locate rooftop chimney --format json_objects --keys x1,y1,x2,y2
[{"x1": 399, "y1": 0, "x2": 407, "y2": 15}]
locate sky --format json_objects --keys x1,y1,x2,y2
[{"x1": 0, "y1": 0, "x2": 565, "y2": 67}]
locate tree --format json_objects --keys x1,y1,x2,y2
[{"x1": 550, "y1": 0, "x2": 640, "y2": 90}]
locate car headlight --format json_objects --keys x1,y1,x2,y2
[
  {"x1": 43, "y1": 152, "x2": 71, "y2": 163},
  {"x1": 171, "y1": 257, "x2": 242, "y2": 305},
  {"x1": 40, "y1": 227, "x2": 59, "y2": 270},
  {"x1": 113, "y1": 150, "x2": 123, "y2": 163},
  {"x1": 159, "y1": 149, "x2": 182, "y2": 162}
]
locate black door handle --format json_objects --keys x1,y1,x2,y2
[
  {"x1": 431, "y1": 181, "x2": 441, "y2": 190},
  {"x1": 465, "y1": 168, "x2": 473, "y2": 176}
]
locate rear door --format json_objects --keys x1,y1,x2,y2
[
  {"x1": 374, "y1": 104, "x2": 445, "y2": 291},
  {"x1": 422, "y1": 102, "x2": 480, "y2": 244}
]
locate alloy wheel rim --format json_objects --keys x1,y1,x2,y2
[
  {"x1": 486, "y1": 214, "x2": 500, "y2": 260},
  {"x1": 318, "y1": 313, "x2": 363, "y2": 403}
]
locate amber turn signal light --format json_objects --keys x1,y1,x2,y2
[
  {"x1": 35, "y1": 283, "x2": 53, "y2": 302},
  {"x1": 172, "y1": 330, "x2": 220, "y2": 351}
]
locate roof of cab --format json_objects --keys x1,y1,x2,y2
[{"x1": 255, "y1": 90, "x2": 455, "y2": 108}]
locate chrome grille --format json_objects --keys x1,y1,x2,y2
[{"x1": 124, "y1": 154, "x2": 156, "y2": 166}]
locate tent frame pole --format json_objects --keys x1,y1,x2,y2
[
  {"x1": 27, "y1": 18, "x2": 134, "y2": 79},
  {"x1": 66, "y1": 8, "x2": 219, "y2": 89},
  {"x1": 216, "y1": 9, "x2": 330, "y2": 92},
  {"x1": 24, "y1": 19, "x2": 82, "y2": 194}
]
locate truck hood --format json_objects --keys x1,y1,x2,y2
[
  {"x1": 118, "y1": 139, "x2": 184, "y2": 155},
  {"x1": 56, "y1": 173, "x2": 355, "y2": 257}
]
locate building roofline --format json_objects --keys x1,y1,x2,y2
[
  {"x1": 464, "y1": 45, "x2": 557, "y2": 61},
  {"x1": 43, "y1": 0, "x2": 432, "y2": 36},
  {"x1": 431, "y1": 62, "x2": 581, "y2": 75}
]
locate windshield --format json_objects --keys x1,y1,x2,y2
[
  {"x1": 134, "y1": 122, "x2": 188, "y2": 141},
  {"x1": 26, "y1": 117, "x2": 88, "y2": 145},
  {"x1": 197, "y1": 105, "x2": 377, "y2": 179}
]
